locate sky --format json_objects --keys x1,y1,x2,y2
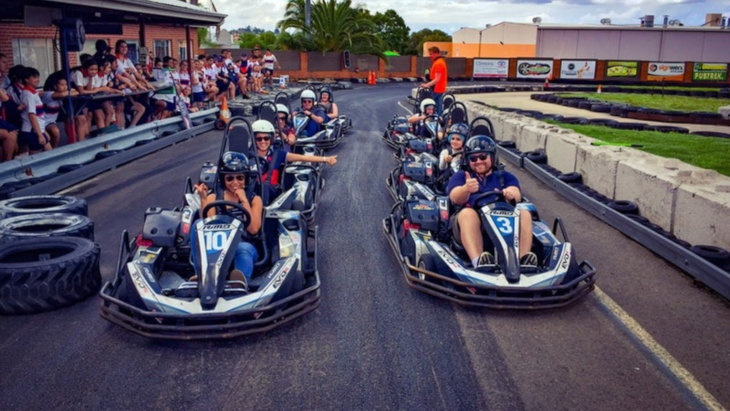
[{"x1": 210, "y1": 0, "x2": 729, "y2": 35}]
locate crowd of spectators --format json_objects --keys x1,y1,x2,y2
[{"x1": 0, "y1": 41, "x2": 281, "y2": 162}]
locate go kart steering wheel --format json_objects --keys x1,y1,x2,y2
[
  {"x1": 472, "y1": 191, "x2": 507, "y2": 208},
  {"x1": 201, "y1": 200, "x2": 251, "y2": 228}
]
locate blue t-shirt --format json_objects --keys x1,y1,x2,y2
[
  {"x1": 297, "y1": 106, "x2": 326, "y2": 137},
  {"x1": 446, "y1": 169, "x2": 520, "y2": 208}
]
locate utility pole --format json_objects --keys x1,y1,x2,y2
[{"x1": 305, "y1": 0, "x2": 311, "y2": 28}]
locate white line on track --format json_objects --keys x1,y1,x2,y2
[{"x1": 594, "y1": 287, "x2": 726, "y2": 411}]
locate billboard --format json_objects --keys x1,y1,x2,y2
[
  {"x1": 516, "y1": 59, "x2": 553, "y2": 79},
  {"x1": 647, "y1": 62, "x2": 685, "y2": 81},
  {"x1": 606, "y1": 61, "x2": 638, "y2": 78},
  {"x1": 473, "y1": 59, "x2": 509, "y2": 78},
  {"x1": 560, "y1": 60, "x2": 596, "y2": 79},
  {"x1": 692, "y1": 63, "x2": 728, "y2": 82}
]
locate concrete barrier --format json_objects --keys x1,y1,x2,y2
[{"x1": 462, "y1": 100, "x2": 730, "y2": 250}]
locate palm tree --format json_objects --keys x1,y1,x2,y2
[{"x1": 277, "y1": 0, "x2": 386, "y2": 57}]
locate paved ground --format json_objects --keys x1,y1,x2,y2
[
  {"x1": 1, "y1": 84, "x2": 729, "y2": 411},
  {"x1": 461, "y1": 91, "x2": 730, "y2": 134}
]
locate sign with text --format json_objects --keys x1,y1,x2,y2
[
  {"x1": 516, "y1": 59, "x2": 553, "y2": 79},
  {"x1": 692, "y1": 63, "x2": 728, "y2": 82},
  {"x1": 473, "y1": 59, "x2": 509, "y2": 78},
  {"x1": 560, "y1": 60, "x2": 596, "y2": 79},
  {"x1": 606, "y1": 61, "x2": 638, "y2": 78},
  {"x1": 647, "y1": 62, "x2": 685, "y2": 81}
]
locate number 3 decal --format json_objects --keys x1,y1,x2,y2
[{"x1": 495, "y1": 217, "x2": 513, "y2": 234}]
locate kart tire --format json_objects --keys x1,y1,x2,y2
[
  {"x1": 590, "y1": 104, "x2": 612, "y2": 113},
  {"x1": 560, "y1": 117, "x2": 588, "y2": 125},
  {"x1": 608, "y1": 200, "x2": 639, "y2": 214},
  {"x1": 0, "y1": 237, "x2": 101, "y2": 314},
  {"x1": 690, "y1": 245, "x2": 730, "y2": 270},
  {"x1": 0, "y1": 195, "x2": 88, "y2": 218},
  {"x1": 609, "y1": 122, "x2": 648, "y2": 131},
  {"x1": 525, "y1": 151, "x2": 548, "y2": 164},
  {"x1": 586, "y1": 118, "x2": 619, "y2": 127},
  {"x1": 498, "y1": 141, "x2": 516, "y2": 149},
  {"x1": 690, "y1": 131, "x2": 730, "y2": 139},
  {"x1": 558, "y1": 172, "x2": 582, "y2": 184},
  {"x1": 644, "y1": 125, "x2": 689, "y2": 134},
  {"x1": 417, "y1": 255, "x2": 438, "y2": 283},
  {"x1": 214, "y1": 119, "x2": 226, "y2": 130},
  {"x1": 0, "y1": 213, "x2": 94, "y2": 244}
]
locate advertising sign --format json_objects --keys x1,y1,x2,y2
[
  {"x1": 692, "y1": 63, "x2": 728, "y2": 82},
  {"x1": 560, "y1": 60, "x2": 596, "y2": 79},
  {"x1": 606, "y1": 61, "x2": 637, "y2": 78},
  {"x1": 647, "y1": 62, "x2": 685, "y2": 81},
  {"x1": 473, "y1": 59, "x2": 509, "y2": 78},
  {"x1": 516, "y1": 59, "x2": 553, "y2": 79}
]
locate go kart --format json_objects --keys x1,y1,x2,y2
[
  {"x1": 292, "y1": 112, "x2": 343, "y2": 150},
  {"x1": 382, "y1": 190, "x2": 596, "y2": 309},
  {"x1": 100, "y1": 119, "x2": 321, "y2": 339}
]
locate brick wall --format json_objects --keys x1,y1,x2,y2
[{"x1": 0, "y1": 22, "x2": 197, "y2": 73}]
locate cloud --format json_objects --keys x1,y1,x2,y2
[{"x1": 215, "y1": 0, "x2": 729, "y2": 35}]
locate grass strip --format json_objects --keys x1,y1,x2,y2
[
  {"x1": 544, "y1": 120, "x2": 730, "y2": 177},
  {"x1": 557, "y1": 93, "x2": 730, "y2": 113}
]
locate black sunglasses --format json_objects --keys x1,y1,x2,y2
[
  {"x1": 468, "y1": 153, "x2": 489, "y2": 162},
  {"x1": 225, "y1": 175, "x2": 245, "y2": 182},
  {"x1": 302, "y1": 99, "x2": 313, "y2": 103},
  {"x1": 278, "y1": 116, "x2": 287, "y2": 120},
  {"x1": 255, "y1": 136, "x2": 271, "y2": 142}
]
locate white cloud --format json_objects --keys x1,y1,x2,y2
[{"x1": 216, "y1": 0, "x2": 729, "y2": 34}]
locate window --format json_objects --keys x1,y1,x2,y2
[
  {"x1": 12, "y1": 39, "x2": 57, "y2": 81},
  {"x1": 178, "y1": 41, "x2": 187, "y2": 61},
  {"x1": 154, "y1": 40, "x2": 171, "y2": 59}
]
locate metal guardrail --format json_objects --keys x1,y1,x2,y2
[
  {"x1": 1, "y1": 108, "x2": 219, "y2": 198},
  {"x1": 496, "y1": 145, "x2": 730, "y2": 301}
]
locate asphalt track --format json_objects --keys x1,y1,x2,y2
[{"x1": 1, "y1": 84, "x2": 729, "y2": 411}]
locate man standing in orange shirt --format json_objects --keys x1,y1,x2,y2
[{"x1": 420, "y1": 46, "x2": 448, "y2": 116}]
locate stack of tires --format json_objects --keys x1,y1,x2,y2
[{"x1": 0, "y1": 195, "x2": 101, "y2": 314}]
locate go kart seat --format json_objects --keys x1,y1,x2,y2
[{"x1": 227, "y1": 126, "x2": 252, "y2": 153}]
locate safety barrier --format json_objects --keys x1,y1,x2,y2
[{"x1": 0, "y1": 108, "x2": 219, "y2": 198}]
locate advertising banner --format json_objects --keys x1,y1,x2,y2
[
  {"x1": 692, "y1": 63, "x2": 728, "y2": 82},
  {"x1": 473, "y1": 59, "x2": 509, "y2": 78},
  {"x1": 560, "y1": 60, "x2": 596, "y2": 79},
  {"x1": 647, "y1": 62, "x2": 685, "y2": 81},
  {"x1": 606, "y1": 61, "x2": 638, "y2": 78},
  {"x1": 516, "y1": 59, "x2": 553, "y2": 79}
]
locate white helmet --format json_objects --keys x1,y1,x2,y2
[
  {"x1": 301, "y1": 89, "x2": 316, "y2": 101},
  {"x1": 276, "y1": 104, "x2": 289, "y2": 115},
  {"x1": 420, "y1": 98, "x2": 436, "y2": 113},
  {"x1": 252, "y1": 119, "x2": 275, "y2": 134}
]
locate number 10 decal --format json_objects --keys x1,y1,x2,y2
[{"x1": 203, "y1": 231, "x2": 232, "y2": 251}]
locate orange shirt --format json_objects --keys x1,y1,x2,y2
[{"x1": 430, "y1": 57, "x2": 448, "y2": 93}]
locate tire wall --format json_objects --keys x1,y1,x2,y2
[{"x1": 462, "y1": 100, "x2": 730, "y2": 251}]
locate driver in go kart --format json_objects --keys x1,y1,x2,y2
[
  {"x1": 252, "y1": 119, "x2": 337, "y2": 200},
  {"x1": 274, "y1": 103, "x2": 296, "y2": 151},
  {"x1": 194, "y1": 151, "x2": 263, "y2": 289},
  {"x1": 291, "y1": 89, "x2": 326, "y2": 137},
  {"x1": 408, "y1": 98, "x2": 443, "y2": 140},
  {"x1": 447, "y1": 135, "x2": 538, "y2": 268}
]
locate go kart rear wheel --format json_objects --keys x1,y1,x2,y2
[{"x1": 417, "y1": 255, "x2": 437, "y2": 283}]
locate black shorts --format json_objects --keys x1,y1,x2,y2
[
  {"x1": 19, "y1": 131, "x2": 49, "y2": 151},
  {"x1": 216, "y1": 79, "x2": 229, "y2": 93},
  {"x1": 262, "y1": 68, "x2": 273, "y2": 76},
  {"x1": 192, "y1": 91, "x2": 205, "y2": 102},
  {"x1": 0, "y1": 119, "x2": 18, "y2": 132}
]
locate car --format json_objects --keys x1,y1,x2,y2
[
  {"x1": 100, "y1": 119, "x2": 321, "y2": 339},
  {"x1": 382, "y1": 167, "x2": 596, "y2": 309}
]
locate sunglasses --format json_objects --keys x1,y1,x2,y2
[
  {"x1": 468, "y1": 153, "x2": 489, "y2": 163},
  {"x1": 225, "y1": 175, "x2": 245, "y2": 182},
  {"x1": 278, "y1": 116, "x2": 287, "y2": 120},
  {"x1": 255, "y1": 136, "x2": 271, "y2": 142},
  {"x1": 302, "y1": 99, "x2": 313, "y2": 103}
]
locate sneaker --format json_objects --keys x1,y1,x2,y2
[
  {"x1": 228, "y1": 269, "x2": 248, "y2": 290},
  {"x1": 520, "y1": 252, "x2": 538, "y2": 267},
  {"x1": 476, "y1": 252, "x2": 495, "y2": 268}
]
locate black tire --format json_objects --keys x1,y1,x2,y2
[
  {"x1": 689, "y1": 112, "x2": 722, "y2": 119},
  {"x1": 498, "y1": 141, "x2": 516, "y2": 148},
  {"x1": 0, "y1": 213, "x2": 94, "y2": 244},
  {"x1": 0, "y1": 195, "x2": 88, "y2": 218},
  {"x1": 560, "y1": 117, "x2": 588, "y2": 125},
  {"x1": 644, "y1": 125, "x2": 689, "y2": 134},
  {"x1": 690, "y1": 245, "x2": 730, "y2": 269},
  {"x1": 590, "y1": 104, "x2": 612, "y2": 113},
  {"x1": 214, "y1": 119, "x2": 226, "y2": 130},
  {"x1": 558, "y1": 172, "x2": 583, "y2": 184},
  {"x1": 586, "y1": 118, "x2": 619, "y2": 127},
  {"x1": 0, "y1": 237, "x2": 101, "y2": 314},
  {"x1": 608, "y1": 200, "x2": 639, "y2": 214},
  {"x1": 610, "y1": 106, "x2": 623, "y2": 117},
  {"x1": 417, "y1": 255, "x2": 438, "y2": 283},
  {"x1": 609, "y1": 122, "x2": 648, "y2": 131},
  {"x1": 690, "y1": 131, "x2": 730, "y2": 139},
  {"x1": 525, "y1": 151, "x2": 547, "y2": 164},
  {"x1": 578, "y1": 101, "x2": 593, "y2": 110}
]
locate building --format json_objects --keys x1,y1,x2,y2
[
  {"x1": 0, "y1": 0, "x2": 226, "y2": 81},
  {"x1": 450, "y1": 23, "x2": 537, "y2": 58}
]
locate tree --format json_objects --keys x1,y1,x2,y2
[
  {"x1": 277, "y1": 0, "x2": 386, "y2": 57},
  {"x1": 405, "y1": 29, "x2": 451, "y2": 56},
  {"x1": 371, "y1": 10, "x2": 410, "y2": 54}
]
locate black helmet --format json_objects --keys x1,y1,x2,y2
[
  {"x1": 462, "y1": 135, "x2": 498, "y2": 170},
  {"x1": 219, "y1": 151, "x2": 250, "y2": 174},
  {"x1": 320, "y1": 88, "x2": 334, "y2": 102},
  {"x1": 447, "y1": 122, "x2": 469, "y2": 143}
]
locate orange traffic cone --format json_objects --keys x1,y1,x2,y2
[
  {"x1": 368, "y1": 71, "x2": 374, "y2": 85},
  {"x1": 597, "y1": 84, "x2": 602, "y2": 94},
  {"x1": 220, "y1": 96, "x2": 230, "y2": 123}
]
